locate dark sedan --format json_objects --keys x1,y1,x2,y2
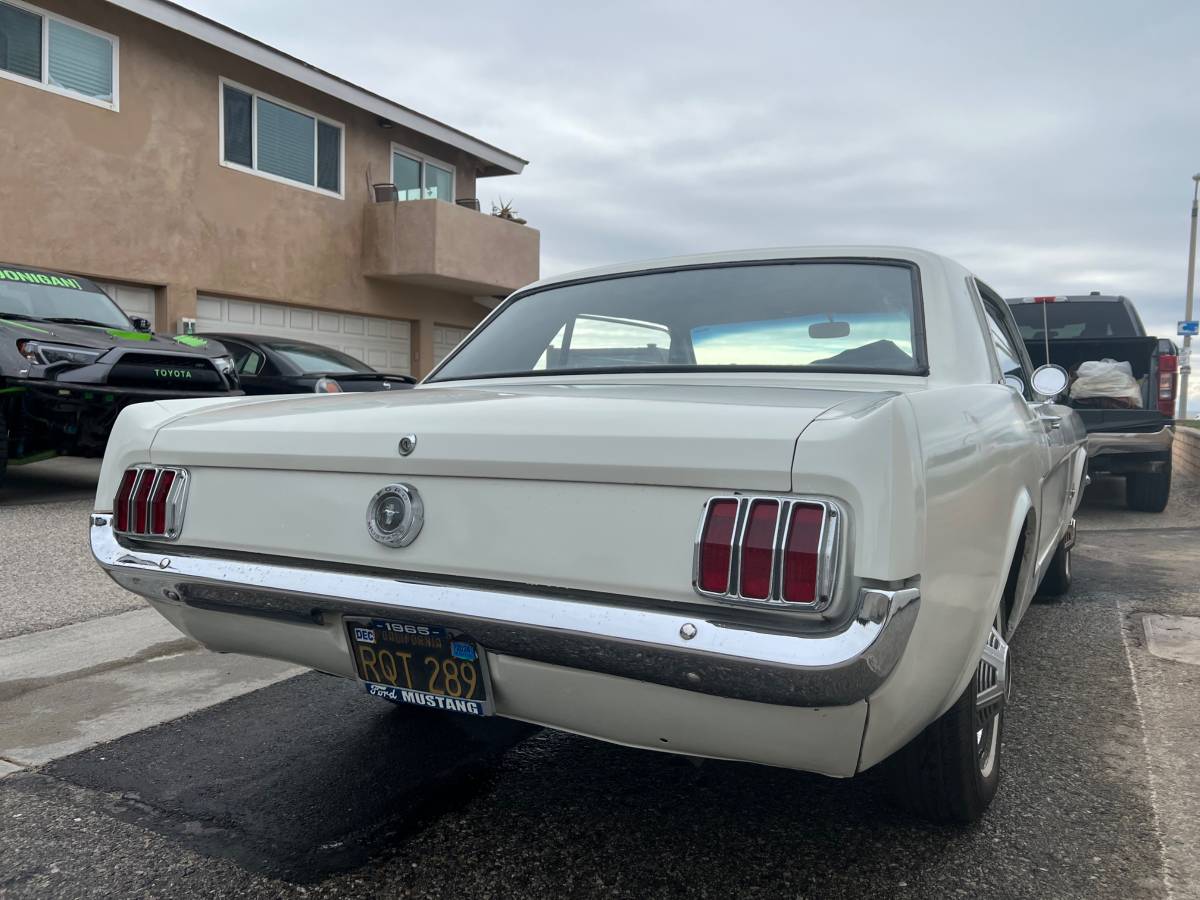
[{"x1": 200, "y1": 333, "x2": 415, "y2": 395}]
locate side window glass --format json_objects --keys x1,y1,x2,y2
[
  {"x1": 239, "y1": 350, "x2": 264, "y2": 375},
  {"x1": 981, "y1": 302, "x2": 1027, "y2": 391},
  {"x1": 220, "y1": 340, "x2": 261, "y2": 376}
]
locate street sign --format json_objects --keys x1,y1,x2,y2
[{"x1": 1178, "y1": 320, "x2": 1200, "y2": 336}]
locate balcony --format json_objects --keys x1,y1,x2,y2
[{"x1": 362, "y1": 198, "x2": 540, "y2": 296}]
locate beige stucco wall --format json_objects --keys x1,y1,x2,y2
[
  {"x1": 362, "y1": 199, "x2": 540, "y2": 295},
  {"x1": 0, "y1": 0, "x2": 507, "y2": 374}
]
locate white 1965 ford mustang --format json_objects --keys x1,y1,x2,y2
[{"x1": 91, "y1": 247, "x2": 1085, "y2": 823}]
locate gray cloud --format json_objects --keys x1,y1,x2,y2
[{"x1": 186, "y1": 0, "x2": 1200, "y2": 404}]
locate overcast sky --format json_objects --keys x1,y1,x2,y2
[{"x1": 185, "y1": 0, "x2": 1200, "y2": 400}]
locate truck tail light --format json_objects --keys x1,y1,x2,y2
[
  {"x1": 112, "y1": 466, "x2": 189, "y2": 540},
  {"x1": 1157, "y1": 353, "x2": 1178, "y2": 417},
  {"x1": 695, "y1": 496, "x2": 840, "y2": 609}
]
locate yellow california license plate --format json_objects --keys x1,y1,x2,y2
[{"x1": 346, "y1": 618, "x2": 493, "y2": 716}]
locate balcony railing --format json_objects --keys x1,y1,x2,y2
[{"x1": 362, "y1": 195, "x2": 539, "y2": 296}]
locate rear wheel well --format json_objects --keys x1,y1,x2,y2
[{"x1": 1001, "y1": 512, "x2": 1035, "y2": 635}]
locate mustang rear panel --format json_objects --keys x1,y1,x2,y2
[{"x1": 144, "y1": 467, "x2": 740, "y2": 606}]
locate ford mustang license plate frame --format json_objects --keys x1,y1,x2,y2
[{"x1": 345, "y1": 618, "x2": 494, "y2": 716}]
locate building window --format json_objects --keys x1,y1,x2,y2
[
  {"x1": 0, "y1": 0, "x2": 117, "y2": 109},
  {"x1": 219, "y1": 79, "x2": 343, "y2": 197},
  {"x1": 392, "y1": 144, "x2": 455, "y2": 202}
]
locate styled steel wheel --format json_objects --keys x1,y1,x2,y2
[{"x1": 975, "y1": 615, "x2": 1009, "y2": 779}]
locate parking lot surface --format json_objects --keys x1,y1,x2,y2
[{"x1": 1, "y1": 462, "x2": 1197, "y2": 898}]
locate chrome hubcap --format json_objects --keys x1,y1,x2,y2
[{"x1": 975, "y1": 618, "x2": 1009, "y2": 778}]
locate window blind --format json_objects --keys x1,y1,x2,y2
[
  {"x1": 222, "y1": 84, "x2": 252, "y2": 167},
  {"x1": 256, "y1": 97, "x2": 315, "y2": 186},
  {"x1": 47, "y1": 18, "x2": 113, "y2": 101},
  {"x1": 0, "y1": 1, "x2": 41, "y2": 81},
  {"x1": 316, "y1": 121, "x2": 340, "y2": 193}
]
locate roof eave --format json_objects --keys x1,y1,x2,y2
[{"x1": 105, "y1": 0, "x2": 528, "y2": 176}]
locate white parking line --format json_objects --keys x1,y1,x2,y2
[
  {"x1": 1119, "y1": 602, "x2": 1180, "y2": 900},
  {"x1": 0, "y1": 607, "x2": 302, "y2": 772}
]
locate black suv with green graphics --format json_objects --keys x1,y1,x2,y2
[{"x1": 0, "y1": 264, "x2": 241, "y2": 486}]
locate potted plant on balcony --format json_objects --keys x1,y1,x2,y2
[{"x1": 492, "y1": 198, "x2": 528, "y2": 225}]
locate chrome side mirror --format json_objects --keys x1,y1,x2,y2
[
  {"x1": 1030, "y1": 364, "x2": 1069, "y2": 399},
  {"x1": 1003, "y1": 374, "x2": 1026, "y2": 394}
]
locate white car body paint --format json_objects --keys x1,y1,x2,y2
[{"x1": 91, "y1": 246, "x2": 1086, "y2": 776}]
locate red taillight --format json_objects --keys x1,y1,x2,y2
[
  {"x1": 782, "y1": 503, "x2": 824, "y2": 603},
  {"x1": 739, "y1": 500, "x2": 779, "y2": 599},
  {"x1": 113, "y1": 469, "x2": 137, "y2": 532},
  {"x1": 1158, "y1": 355, "x2": 1178, "y2": 417},
  {"x1": 113, "y1": 466, "x2": 186, "y2": 538},
  {"x1": 150, "y1": 469, "x2": 177, "y2": 535},
  {"x1": 131, "y1": 471, "x2": 154, "y2": 533},
  {"x1": 1032, "y1": 296, "x2": 1057, "y2": 303},
  {"x1": 698, "y1": 499, "x2": 739, "y2": 594},
  {"x1": 696, "y1": 497, "x2": 835, "y2": 606}
]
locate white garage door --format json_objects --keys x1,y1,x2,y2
[
  {"x1": 96, "y1": 281, "x2": 156, "y2": 330},
  {"x1": 433, "y1": 325, "x2": 472, "y2": 365},
  {"x1": 196, "y1": 295, "x2": 412, "y2": 375}
]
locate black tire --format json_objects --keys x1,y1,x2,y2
[
  {"x1": 1126, "y1": 465, "x2": 1171, "y2": 513},
  {"x1": 885, "y1": 611, "x2": 1008, "y2": 824},
  {"x1": 1035, "y1": 538, "x2": 1071, "y2": 599}
]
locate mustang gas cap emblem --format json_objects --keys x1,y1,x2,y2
[{"x1": 366, "y1": 483, "x2": 424, "y2": 548}]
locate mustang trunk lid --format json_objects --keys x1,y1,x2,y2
[{"x1": 148, "y1": 382, "x2": 875, "y2": 490}]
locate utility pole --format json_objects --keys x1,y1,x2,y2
[{"x1": 1179, "y1": 174, "x2": 1200, "y2": 421}]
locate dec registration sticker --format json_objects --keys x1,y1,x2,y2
[{"x1": 346, "y1": 619, "x2": 493, "y2": 716}]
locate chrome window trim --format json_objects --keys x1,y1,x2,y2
[
  {"x1": 692, "y1": 495, "x2": 844, "y2": 611},
  {"x1": 113, "y1": 465, "x2": 189, "y2": 541}
]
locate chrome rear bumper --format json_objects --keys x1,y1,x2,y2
[
  {"x1": 1087, "y1": 426, "x2": 1173, "y2": 458},
  {"x1": 90, "y1": 515, "x2": 919, "y2": 708}
]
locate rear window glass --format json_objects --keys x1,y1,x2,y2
[
  {"x1": 1009, "y1": 301, "x2": 1138, "y2": 339},
  {"x1": 264, "y1": 341, "x2": 373, "y2": 374},
  {"x1": 432, "y1": 261, "x2": 924, "y2": 381}
]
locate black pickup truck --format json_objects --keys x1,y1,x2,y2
[
  {"x1": 0, "y1": 264, "x2": 242, "y2": 487},
  {"x1": 1006, "y1": 293, "x2": 1176, "y2": 512}
]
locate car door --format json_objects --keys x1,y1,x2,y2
[{"x1": 977, "y1": 283, "x2": 1073, "y2": 573}]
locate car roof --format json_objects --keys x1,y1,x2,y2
[
  {"x1": 202, "y1": 333, "x2": 344, "y2": 351},
  {"x1": 520, "y1": 245, "x2": 960, "y2": 292}
]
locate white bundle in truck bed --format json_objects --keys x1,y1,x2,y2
[{"x1": 1069, "y1": 358, "x2": 1142, "y2": 406}]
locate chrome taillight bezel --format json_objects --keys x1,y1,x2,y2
[
  {"x1": 113, "y1": 465, "x2": 190, "y2": 541},
  {"x1": 692, "y1": 495, "x2": 843, "y2": 611}
]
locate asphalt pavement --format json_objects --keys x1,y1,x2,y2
[{"x1": 0, "y1": 460, "x2": 1196, "y2": 899}]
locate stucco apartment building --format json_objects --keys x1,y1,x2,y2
[{"x1": 0, "y1": 0, "x2": 539, "y2": 376}]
